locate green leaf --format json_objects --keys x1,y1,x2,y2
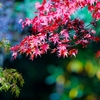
[{"x1": 0, "y1": 68, "x2": 24, "y2": 97}]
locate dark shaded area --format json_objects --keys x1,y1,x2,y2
[{"x1": 1, "y1": 53, "x2": 58, "y2": 100}]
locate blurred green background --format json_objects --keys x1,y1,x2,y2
[{"x1": 0, "y1": 0, "x2": 100, "y2": 100}]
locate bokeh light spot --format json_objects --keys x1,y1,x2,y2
[
  {"x1": 69, "y1": 88, "x2": 78, "y2": 98},
  {"x1": 96, "y1": 70, "x2": 100, "y2": 80},
  {"x1": 45, "y1": 75, "x2": 56, "y2": 85},
  {"x1": 85, "y1": 61, "x2": 96, "y2": 77},
  {"x1": 49, "y1": 93, "x2": 60, "y2": 100},
  {"x1": 67, "y1": 60, "x2": 83, "y2": 73},
  {"x1": 56, "y1": 75, "x2": 65, "y2": 84}
]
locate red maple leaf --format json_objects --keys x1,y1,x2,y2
[{"x1": 95, "y1": 51, "x2": 100, "y2": 58}]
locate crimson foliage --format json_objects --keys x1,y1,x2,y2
[{"x1": 11, "y1": 0, "x2": 100, "y2": 60}]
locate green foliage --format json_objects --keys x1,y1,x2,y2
[
  {"x1": 0, "y1": 67, "x2": 24, "y2": 97},
  {"x1": 0, "y1": 38, "x2": 11, "y2": 54}
]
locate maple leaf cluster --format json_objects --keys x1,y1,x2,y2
[{"x1": 11, "y1": 0, "x2": 100, "y2": 60}]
